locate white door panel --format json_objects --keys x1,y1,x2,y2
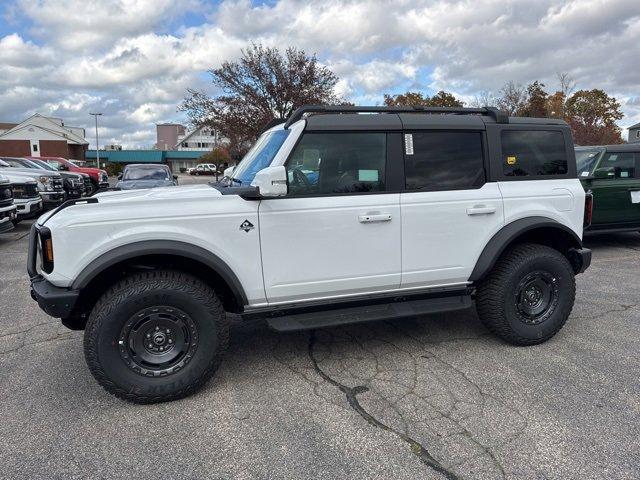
[
  {"x1": 498, "y1": 179, "x2": 585, "y2": 237},
  {"x1": 400, "y1": 183, "x2": 504, "y2": 287},
  {"x1": 259, "y1": 194, "x2": 401, "y2": 303}
]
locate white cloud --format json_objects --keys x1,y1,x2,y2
[{"x1": 0, "y1": 0, "x2": 639, "y2": 147}]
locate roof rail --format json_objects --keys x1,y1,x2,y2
[{"x1": 283, "y1": 105, "x2": 509, "y2": 128}]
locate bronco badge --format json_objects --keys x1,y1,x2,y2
[{"x1": 239, "y1": 220, "x2": 254, "y2": 232}]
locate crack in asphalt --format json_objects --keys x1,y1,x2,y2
[
  {"x1": 308, "y1": 331, "x2": 461, "y2": 480},
  {"x1": 0, "y1": 322, "x2": 75, "y2": 355}
]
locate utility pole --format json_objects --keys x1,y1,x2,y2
[{"x1": 89, "y1": 113, "x2": 102, "y2": 168}]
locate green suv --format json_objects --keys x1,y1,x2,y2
[{"x1": 576, "y1": 144, "x2": 640, "y2": 233}]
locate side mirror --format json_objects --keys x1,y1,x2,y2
[
  {"x1": 173, "y1": 175, "x2": 178, "y2": 180},
  {"x1": 59, "y1": 164, "x2": 69, "y2": 171},
  {"x1": 593, "y1": 167, "x2": 614, "y2": 179},
  {"x1": 223, "y1": 166, "x2": 235, "y2": 178},
  {"x1": 117, "y1": 174, "x2": 123, "y2": 180},
  {"x1": 252, "y1": 166, "x2": 287, "y2": 197}
]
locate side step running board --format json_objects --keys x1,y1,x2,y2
[{"x1": 267, "y1": 295, "x2": 472, "y2": 332}]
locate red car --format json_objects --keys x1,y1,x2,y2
[{"x1": 30, "y1": 156, "x2": 109, "y2": 195}]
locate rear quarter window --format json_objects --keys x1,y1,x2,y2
[{"x1": 501, "y1": 130, "x2": 568, "y2": 177}]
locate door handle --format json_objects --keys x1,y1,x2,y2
[
  {"x1": 358, "y1": 213, "x2": 392, "y2": 223},
  {"x1": 466, "y1": 205, "x2": 496, "y2": 216}
]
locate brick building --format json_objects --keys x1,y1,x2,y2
[{"x1": 0, "y1": 114, "x2": 89, "y2": 159}]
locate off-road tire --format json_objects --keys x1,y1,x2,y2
[
  {"x1": 84, "y1": 270, "x2": 229, "y2": 403},
  {"x1": 476, "y1": 243, "x2": 575, "y2": 346}
]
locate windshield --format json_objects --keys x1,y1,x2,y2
[
  {"x1": 30, "y1": 159, "x2": 57, "y2": 171},
  {"x1": 231, "y1": 129, "x2": 290, "y2": 185},
  {"x1": 575, "y1": 148, "x2": 604, "y2": 176},
  {"x1": 1, "y1": 158, "x2": 25, "y2": 168},
  {"x1": 123, "y1": 166, "x2": 170, "y2": 181}
]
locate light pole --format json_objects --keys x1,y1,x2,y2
[{"x1": 89, "y1": 113, "x2": 102, "y2": 168}]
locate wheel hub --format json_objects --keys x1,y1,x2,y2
[
  {"x1": 118, "y1": 306, "x2": 198, "y2": 377},
  {"x1": 515, "y1": 271, "x2": 559, "y2": 325}
]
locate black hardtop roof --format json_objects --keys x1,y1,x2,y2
[
  {"x1": 576, "y1": 143, "x2": 639, "y2": 152},
  {"x1": 292, "y1": 105, "x2": 568, "y2": 131}
]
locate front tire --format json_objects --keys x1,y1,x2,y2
[
  {"x1": 84, "y1": 270, "x2": 229, "y2": 403},
  {"x1": 476, "y1": 243, "x2": 575, "y2": 346}
]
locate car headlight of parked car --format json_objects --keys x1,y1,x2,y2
[{"x1": 38, "y1": 176, "x2": 55, "y2": 192}]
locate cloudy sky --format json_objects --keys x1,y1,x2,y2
[{"x1": 1, "y1": 0, "x2": 639, "y2": 148}]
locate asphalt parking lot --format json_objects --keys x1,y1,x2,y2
[{"x1": 1, "y1": 193, "x2": 639, "y2": 479}]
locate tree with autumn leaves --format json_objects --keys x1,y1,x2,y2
[{"x1": 181, "y1": 44, "x2": 627, "y2": 155}]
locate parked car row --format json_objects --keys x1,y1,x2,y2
[{"x1": 0, "y1": 155, "x2": 108, "y2": 231}]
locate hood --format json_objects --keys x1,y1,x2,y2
[
  {"x1": 0, "y1": 168, "x2": 40, "y2": 183},
  {"x1": 93, "y1": 183, "x2": 218, "y2": 203},
  {"x1": 115, "y1": 179, "x2": 176, "y2": 190},
  {"x1": 0, "y1": 171, "x2": 38, "y2": 184},
  {"x1": 74, "y1": 165, "x2": 107, "y2": 176},
  {"x1": 0, "y1": 166, "x2": 61, "y2": 178}
]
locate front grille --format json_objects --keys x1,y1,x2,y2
[
  {"x1": 12, "y1": 183, "x2": 39, "y2": 199},
  {"x1": 83, "y1": 176, "x2": 92, "y2": 190},
  {"x1": 53, "y1": 178, "x2": 64, "y2": 191},
  {"x1": 100, "y1": 172, "x2": 108, "y2": 183}
]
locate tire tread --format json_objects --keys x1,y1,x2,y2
[
  {"x1": 476, "y1": 243, "x2": 575, "y2": 346},
  {"x1": 84, "y1": 270, "x2": 229, "y2": 404}
]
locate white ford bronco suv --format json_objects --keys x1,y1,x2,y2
[{"x1": 29, "y1": 106, "x2": 591, "y2": 403}]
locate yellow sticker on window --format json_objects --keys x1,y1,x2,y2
[{"x1": 507, "y1": 156, "x2": 517, "y2": 165}]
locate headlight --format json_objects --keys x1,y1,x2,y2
[{"x1": 38, "y1": 176, "x2": 54, "y2": 192}]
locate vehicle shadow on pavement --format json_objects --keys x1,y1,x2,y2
[{"x1": 583, "y1": 231, "x2": 640, "y2": 250}]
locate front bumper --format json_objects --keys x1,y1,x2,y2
[
  {"x1": 569, "y1": 247, "x2": 592, "y2": 274},
  {"x1": 28, "y1": 224, "x2": 80, "y2": 319},
  {"x1": 15, "y1": 197, "x2": 43, "y2": 218},
  {"x1": 65, "y1": 187, "x2": 85, "y2": 199},
  {"x1": 0, "y1": 215, "x2": 15, "y2": 233},
  {"x1": 0, "y1": 204, "x2": 17, "y2": 225},
  {"x1": 40, "y1": 191, "x2": 65, "y2": 208},
  {"x1": 30, "y1": 276, "x2": 80, "y2": 319}
]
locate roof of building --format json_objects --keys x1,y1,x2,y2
[
  {"x1": 173, "y1": 125, "x2": 214, "y2": 148},
  {"x1": 628, "y1": 122, "x2": 640, "y2": 130},
  {"x1": 86, "y1": 149, "x2": 209, "y2": 163},
  {"x1": 0, "y1": 114, "x2": 88, "y2": 144}
]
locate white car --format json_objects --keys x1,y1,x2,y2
[
  {"x1": 0, "y1": 174, "x2": 17, "y2": 233},
  {"x1": 1, "y1": 171, "x2": 42, "y2": 222},
  {"x1": 29, "y1": 105, "x2": 591, "y2": 403}
]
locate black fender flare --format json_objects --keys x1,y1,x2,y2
[
  {"x1": 469, "y1": 217, "x2": 583, "y2": 282},
  {"x1": 71, "y1": 240, "x2": 248, "y2": 306}
]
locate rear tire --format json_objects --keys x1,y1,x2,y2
[
  {"x1": 84, "y1": 270, "x2": 229, "y2": 403},
  {"x1": 476, "y1": 243, "x2": 575, "y2": 346}
]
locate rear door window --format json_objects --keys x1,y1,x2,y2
[
  {"x1": 597, "y1": 152, "x2": 636, "y2": 179},
  {"x1": 501, "y1": 130, "x2": 568, "y2": 177},
  {"x1": 404, "y1": 131, "x2": 485, "y2": 191}
]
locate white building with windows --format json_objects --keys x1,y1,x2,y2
[{"x1": 175, "y1": 126, "x2": 225, "y2": 151}]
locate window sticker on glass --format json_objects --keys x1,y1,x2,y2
[
  {"x1": 581, "y1": 171, "x2": 590, "y2": 177},
  {"x1": 358, "y1": 170, "x2": 379, "y2": 182},
  {"x1": 608, "y1": 154, "x2": 618, "y2": 162},
  {"x1": 507, "y1": 156, "x2": 517, "y2": 165},
  {"x1": 404, "y1": 134, "x2": 414, "y2": 155},
  {"x1": 631, "y1": 191, "x2": 640, "y2": 204},
  {"x1": 621, "y1": 171, "x2": 629, "y2": 178}
]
